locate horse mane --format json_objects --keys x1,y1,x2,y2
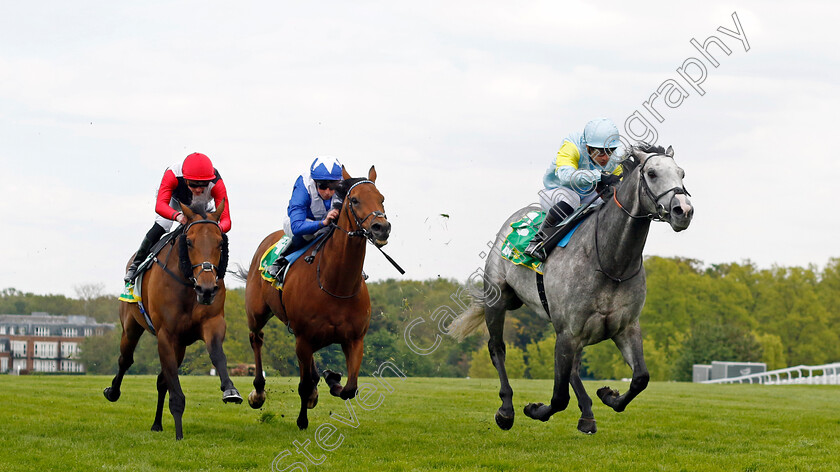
[
  {"x1": 335, "y1": 177, "x2": 368, "y2": 200},
  {"x1": 619, "y1": 142, "x2": 668, "y2": 174}
]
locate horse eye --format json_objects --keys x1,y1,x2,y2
[
  {"x1": 351, "y1": 197, "x2": 359, "y2": 205},
  {"x1": 647, "y1": 170, "x2": 657, "y2": 178},
  {"x1": 186, "y1": 239, "x2": 193, "y2": 247}
]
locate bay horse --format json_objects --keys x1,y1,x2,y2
[
  {"x1": 104, "y1": 201, "x2": 242, "y2": 440},
  {"x1": 240, "y1": 166, "x2": 390, "y2": 430},
  {"x1": 449, "y1": 143, "x2": 694, "y2": 434}
]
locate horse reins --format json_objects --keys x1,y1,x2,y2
[{"x1": 594, "y1": 153, "x2": 690, "y2": 283}]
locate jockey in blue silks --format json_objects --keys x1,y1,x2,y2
[
  {"x1": 265, "y1": 156, "x2": 343, "y2": 277},
  {"x1": 525, "y1": 118, "x2": 624, "y2": 262}
]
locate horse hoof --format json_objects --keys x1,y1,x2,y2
[
  {"x1": 597, "y1": 386, "x2": 623, "y2": 411},
  {"x1": 297, "y1": 416, "x2": 309, "y2": 430},
  {"x1": 103, "y1": 387, "x2": 120, "y2": 402},
  {"x1": 339, "y1": 388, "x2": 357, "y2": 400},
  {"x1": 523, "y1": 403, "x2": 552, "y2": 422},
  {"x1": 494, "y1": 410, "x2": 514, "y2": 430},
  {"x1": 323, "y1": 369, "x2": 342, "y2": 385},
  {"x1": 577, "y1": 417, "x2": 597, "y2": 434},
  {"x1": 151, "y1": 424, "x2": 163, "y2": 432},
  {"x1": 248, "y1": 390, "x2": 266, "y2": 409},
  {"x1": 223, "y1": 388, "x2": 243, "y2": 404}
]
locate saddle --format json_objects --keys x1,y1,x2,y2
[
  {"x1": 136, "y1": 227, "x2": 185, "y2": 279},
  {"x1": 259, "y1": 234, "x2": 325, "y2": 290},
  {"x1": 501, "y1": 205, "x2": 596, "y2": 274}
]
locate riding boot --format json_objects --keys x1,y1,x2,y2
[
  {"x1": 265, "y1": 237, "x2": 301, "y2": 279},
  {"x1": 124, "y1": 224, "x2": 166, "y2": 283},
  {"x1": 524, "y1": 201, "x2": 575, "y2": 262}
]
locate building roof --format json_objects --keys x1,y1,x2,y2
[{"x1": 0, "y1": 312, "x2": 113, "y2": 328}]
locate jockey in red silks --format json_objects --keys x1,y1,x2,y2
[
  {"x1": 264, "y1": 156, "x2": 343, "y2": 278},
  {"x1": 124, "y1": 152, "x2": 232, "y2": 283}
]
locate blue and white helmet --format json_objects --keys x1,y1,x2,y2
[
  {"x1": 583, "y1": 118, "x2": 620, "y2": 149},
  {"x1": 310, "y1": 156, "x2": 343, "y2": 181}
]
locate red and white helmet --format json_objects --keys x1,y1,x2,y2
[{"x1": 182, "y1": 153, "x2": 216, "y2": 181}]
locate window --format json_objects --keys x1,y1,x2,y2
[
  {"x1": 63, "y1": 328, "x2": 78, "y2": 337},
  {"x1": 0, "y1": 326, "x2": 6, "y2": 335},
  {"x1": 61, "y1": 343, "x2": 78, "y2": 358},
  {"x1": 9, "y1": 327, "x2": 14, "y2": 335},
  {"x1": 11, "y1": 341, "x2": 26, "y2": 357},
  {"x1": 84, "y1": 328, "x2": 93, "y2": 337},
  {"x1": 35, "y1": 326, "x2": 50, "y2": 337},
  {"x1": 34, "y1": 342, "x2": 57, "y2": 358}
]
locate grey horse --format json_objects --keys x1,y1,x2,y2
[{"x1": 449, "y1": 143, "x2": 694, "y2": 434}]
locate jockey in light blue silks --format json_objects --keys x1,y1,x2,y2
[
  {"x1": 265, "y1": 156, "x2": 343, "y2": 277},
  {"x1": 524, "y1": 118, "x2": 624, "y2": 261}
]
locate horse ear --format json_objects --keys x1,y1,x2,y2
[
  {"x1": 211, "y1": 198, "x2": 226, "y2": 222},
  {"x1": 180, "y1": 202, "x2": 197, "y2": 221},
  {"x1": 368, "y1": 165, "x2": 377, "y2": 182},
  {"x1": 666, "y1": 145, "x2": 674, "y2": 158},
  {"x1": 341, "y1": 165, "x2": 351, "y2": 180}
]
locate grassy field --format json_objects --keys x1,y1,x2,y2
[{"x1": 1, "y1": 374, "x2": 838, "y2": 472}]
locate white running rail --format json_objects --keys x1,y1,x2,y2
[{"x1": 703, "y1": 362, "x2": 840, "y2": 385}]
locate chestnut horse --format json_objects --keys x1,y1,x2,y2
[
  {"x1": 241, "y1": 166, "x2": 390, "y2": 429},
  {"x1": 104, "y1": 201, "x2": 242, "y2": 440}
]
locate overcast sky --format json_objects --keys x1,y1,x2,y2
[{"x1": 1, "y1": 1, "x2": 838, "y2": 297}]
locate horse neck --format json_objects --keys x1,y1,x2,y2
[
  {"x1": 319, "y1": 212, "x2": 367, "y2": 294},
  {"x1": 595, "y1": 169, "x2": 652, "y2": 275}
]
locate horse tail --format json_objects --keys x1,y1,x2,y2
[
  {"x1": 229, "y1": 263, "x2": 249, "y2": 282},
  {"x1": 448, "y1": 299, "x2": 486, "y2": 341}
]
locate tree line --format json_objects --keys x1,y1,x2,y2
[{"x1": 3, "y1": 256, "x2": 839, "y2": 381}]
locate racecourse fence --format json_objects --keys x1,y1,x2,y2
[{"x1": 702, "y1": 362, "x2": 840, "y2": 385}]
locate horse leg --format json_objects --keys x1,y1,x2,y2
[
  {"x1": 202, "y1": 316, "x2": 242, "y2": 404},
  {"x1": 336, "y1": 338, "x2": 364, "y2": 400},
  {"x1": 305, "y1": 357, "x2": 320, "y2": 409},
  {"x1": 570, "y1": 351, "x2": 597, "y2": 434},
  {"x1": 597, "y1": 321, "x2": 649, "y2": 412},
  {"x1": 524, "y1": 334, "x2": 574, "y2": 423},
  {"x1": 247, "y1": 309, "x2": 272, "y2": 409},
  {"x1": 152, "y1": 341, "x2": 186, "y2": 433},
  {"x1": 151, "y1": 372, "x2": 166, "y2": 432},
  {"x1": 103, "y1": 312, "x2": 144, "y2": 402},
  {"x1": 486, "y1": 301, "x2": 515, "y2": 430},
  {"x1": 157, "y1": 333, "x2": 187, "y2": 440},
  {"x1": 295, "y1": 338, "x2": 316, "y2": 430}
]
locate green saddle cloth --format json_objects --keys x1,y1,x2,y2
[
  {"x1": 500, "y1": 210, "x2": 545, "y2": 274},
  {"x1": 259, "y1": 235, "x2": 292, "y2": 290}
]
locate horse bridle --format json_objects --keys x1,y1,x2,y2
[
  {"x1": 342, "y1": 179, "x2": 387, "y2": 244},
  {"x1": 184, "y1": 219, "x2": 225, "y2": 284},
  {"x1": 613, "y1": 153, "x2": 691, "y2": 221},
  {"x1": 595, "y1": 152, "x2": 690, "y2": 283},
  {"x1": 156, "y1": 219, "x2": 224, "y2": 288}
]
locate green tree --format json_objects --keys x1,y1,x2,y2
[
  {"x1": 672, "y1": 322, "x2": 763, "y2": 381},
  {"x1": 468, "y1": 344, "x2": 524, "y2": 379},
  {"x1": 525, "y1": 336, "x2": 554, "y2": 379}
]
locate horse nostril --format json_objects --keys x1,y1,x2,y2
[
  {"x1": 673, "y1": 206, "x2": 684, "y2": 216},
  {"x1": 371, "y1": 223, "x2": 382, "y2": 232}
]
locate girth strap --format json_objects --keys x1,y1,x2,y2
[{"x1": 535, "y1": 271, "x2": 551, "y2": 320}]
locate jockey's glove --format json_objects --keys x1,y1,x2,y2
[{"x1": 599, "y1": 172, "x2": 621, "y2": 187}]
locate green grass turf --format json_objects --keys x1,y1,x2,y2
[{"x1": 1, "y1": 375, "x2": 838, "y2": 471}]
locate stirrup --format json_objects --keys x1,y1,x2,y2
[
  {"x1": 266, "y1": 258, "x2": 288, "y2": 278},
  {"x1": 124, "y1": 265, "x2": 140, "y2": 284},
  {"x1": 524, "y1": 241, "x2": 549, "y2": 262}
]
